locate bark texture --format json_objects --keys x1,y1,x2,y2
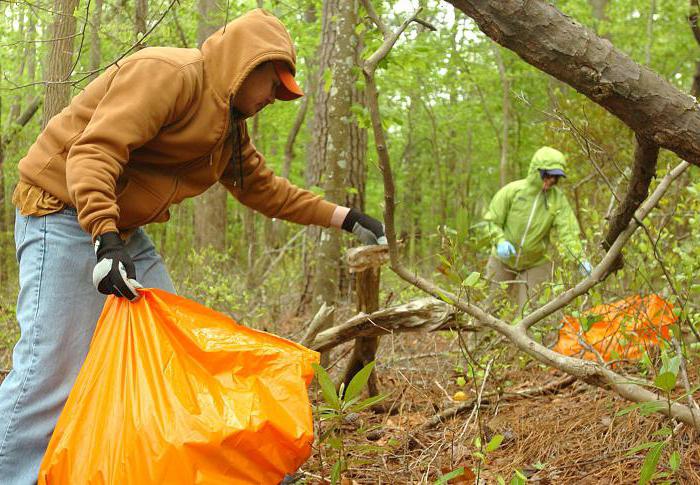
[
  {"x1": 42, "y1": 0, "x2": 79, "y2": 128},
  {"x1": 89, "y1": 0, "x2": 104, "y2": 82},
  {"x1": 311, "y1": 0, "x2": 360, "y2": 342},
  {"x1": 341, "y1": 246, "x2": 387, "y2": 395},
  {"x1": 311, "y1": 298, "x2": 459, "y2": 352},
  {"x1": 447, "y1": 0, "x2": 700, "y2": 166},
  {"x1": 193, "y1": 0, "x2": 227, "y2": 252}
]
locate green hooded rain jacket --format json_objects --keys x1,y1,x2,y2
[{"x1": 483, "y1": 147, "x2": 584, "y2": 271}]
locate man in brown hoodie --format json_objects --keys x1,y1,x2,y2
[{"x1": 0, "y1": 9, "x2": 385, "y2": 483}]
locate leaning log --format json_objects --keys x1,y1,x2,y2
[{"x1": 310, "y1": 297, "x2": 461, "y2": 353}]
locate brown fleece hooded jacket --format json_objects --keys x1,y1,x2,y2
[{"x1": 15, "y1": 9, "x2": 336, "y2": 239}]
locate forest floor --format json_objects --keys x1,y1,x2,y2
[
  {"x1": 1, "y1": 297, "x2": 699, "y2": 484},
  {"x1": 302, "y1": 329, "x2": 700, "y2": 484}
]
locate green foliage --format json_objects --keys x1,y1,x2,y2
[
  {"x1": 433, "y1": 467, "x2": 465, "y2": 484},
  {"x1": 312, "y1": 361, "x2": 387, "y2": 485}
]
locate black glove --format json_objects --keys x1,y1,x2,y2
[
  {"x1": 92, "y1": 232, "x2": 142, "y2": 300},
  {"x1": 341, "y1": 208, "x2": 387, "y2": 245}
]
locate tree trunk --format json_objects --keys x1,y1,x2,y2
[
  {"x1": 446, "y1": 0, "x2": 700, "y2": 167},
  {"x1": 347, "y1": 33, "x2": 369, "y2": 211},
  {"x1": 588, "y1": 0, "x2": 609, "y2": 22},
  {"x1": 311, "y1": 0, "x2": 360, "y2": 363},
  {"x1": 492, "y1": 45, "x2": 510, "y2": 187},
  {"x1": 295, "y1": 4, "x2": 321, "y2": 315},
  {"x1": 689, "y1": 1, "x2": 700, "y2": 97},
  {"x1": 135, "y1": 0, "x2": 148, "y2": 47},
  {"x1": 9, "y1": 10, "x2": 25, "y2": 123},
  {"x1": 89, "y1": 0, "x2": 104, "y2": 82},
  {"x1": 646, "y1": 0, "x2": 656, "y2": 66},
  {"x1": 42, "y1": 0, "x2": 79, "y2": 129},
  {"x1": 193, "y1": 0, "x2": 227, "y2": 252},
  {"x1": 342, "y1": 265, "x2": 381, "y2": 395}
]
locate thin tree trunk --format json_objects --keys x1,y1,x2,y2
[
  {"x1": 646, "y1": 0, "x2": 656, "y2": 66},
  {"x1": 0, "y1": 97, "x2": 5, "y2": 243},
  {"x1": 689, "y1": 0, "x2": 700, "y2": 97},
  {"x1": 171, "y1": 9, "x2": 190, "y2": 48},
  {"x1": 298, "y1": 4, "x2": 321, "y2": 316},
  {"x1": 492, "y1": 45, "x2": 510, "y2": 187},
  {"x1": 89, "y1": 0, "x2": 104, "y2": 82},
  {"x1": 9, "y1": 10, "x2": 26, "y2": 123},
  {"x1": 282, "y1": 96, "x2": 309, "y2": 180},
  {"x1": 42, "y1": 0, "x2": 80, "y2": 129},
  {"x1": 347, "y1": 32, "x2": 368, "y2": 211},
  {"x1": 135, "y1": 0, "x2": 148, "y2": 47},
  {"x1": 193, "y1": 0, "x2": 227, "y2": 252},
  {"x1": 588, "y1": 0, "x2": 609, "y2": 23},
  {"x1": 311, "y1": 0, "x2": 359, "y2": 364}
]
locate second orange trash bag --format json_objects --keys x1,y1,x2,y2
[
  {"x1": 38, "y1": 288, "x2": 319, "y2": 484},
  {"x1": 553, "y1": 294, "x2": 675, "y2": 362}
]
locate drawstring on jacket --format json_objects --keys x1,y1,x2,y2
[{"x1": 229, "y1": 98, "x2": 244, "y2": 190}]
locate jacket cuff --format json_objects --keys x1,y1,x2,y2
[
  {"x1": 313, "y1": 200, "x2": 338, "y2": 228},
  {"x1": 89, "y1": 218, "x2": 119, "y2": 242}
]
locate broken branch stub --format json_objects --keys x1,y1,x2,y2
[{"x1": 346, "y1": 245, "x2": 390, "y2": 273}]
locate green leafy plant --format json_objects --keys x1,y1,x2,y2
[
  {"x1": 312, "y1": 361, "x2": 387, "y2": 485},
  {"x1": 617, "y1": 350, "x2": 685, "y2": 484}
]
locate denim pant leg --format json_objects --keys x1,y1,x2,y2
[
  {"x1": 0, "y1": 209, "x2": 173, "y2": 485},
  {"x1": 127, "y1": 227, "x2": 176, "y2": 293}
]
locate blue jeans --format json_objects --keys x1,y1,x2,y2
[{"x1": 0, "y1": 208, "x2": 175, "y2": 484}]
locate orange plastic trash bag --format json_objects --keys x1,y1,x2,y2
[
  {"x1": 553, "y1": 294, "x2": 675, "y2": 362},
  {"x1": 38, "y1": 288, "x2": 319, "y2": 485}
]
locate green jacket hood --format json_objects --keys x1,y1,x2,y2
[{"x1": 526, "y1": 146, "x2": 567, "y2": 187}]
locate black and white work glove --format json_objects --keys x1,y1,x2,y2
[
  {"x1": 341, "y1": 208, "x2": 388, "y2": 245},
  {"x1": 92, "y1": 232, "x2": 142, "y2": 301}
]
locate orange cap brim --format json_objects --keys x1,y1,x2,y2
[{"x1": 273, "y1": 61, "x2": 304, "y2": 101}]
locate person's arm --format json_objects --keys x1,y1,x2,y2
[
  {"x1": 220, "y1": 123, "x2": 337, "y2": 227},
  {"x1": 221, "y1": 127, "x2": 385, "y2": 243},
  {"x1": 483, "y1": 186, "x2": 511, "y2": 246},
  {"x1": 552, "y1": 195, "x2": 589, "y2": 273},
  {"x1": 66, "y1": 59, "x2": 194, "y2": 240}
]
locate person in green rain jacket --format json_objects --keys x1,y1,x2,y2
[{"x1": 483, "y1": 146, "x2": 592, "y2": 313}]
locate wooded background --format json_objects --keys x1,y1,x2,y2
[{"x1": 1, "y1": 0, "x2": 699, "y2": 482}]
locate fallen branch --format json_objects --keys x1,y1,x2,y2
[{"x1": 310, "y1": 297, "x2": 461, "y2": 353}]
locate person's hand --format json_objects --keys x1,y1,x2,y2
[
  {"x1": 496, "y1": 240, "x2": 516, "y2": 259},
  {"x1": 579, "y1": 260, "x2": 593, "y2": 277},
  {"x1": 92, "y1": 232, "x2": 142, "y2": 300},
  {"x1": 341, "y1": 208, "x2": 387, "y2": 245}
]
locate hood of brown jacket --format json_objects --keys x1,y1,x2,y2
[{"x1": 201, "y1": 8, "x2": 297, "y2": 104}]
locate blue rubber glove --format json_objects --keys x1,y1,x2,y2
[
  {"x1": 579, "y1": 260, "x2": 593, "y2": 276},
  {"x1": 496, "y1": 240, "x2": 516, "y2": 259}
]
